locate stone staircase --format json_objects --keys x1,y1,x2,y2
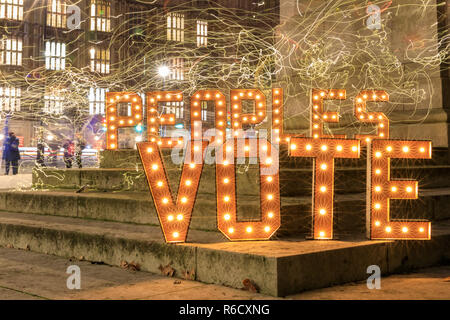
[{"x1": 0, "y1": 146, "x2": 449, "y2": 296}]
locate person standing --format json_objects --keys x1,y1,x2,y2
[
  {"x1": 75, "y1": 136, "x2": 86, "y2": 168},
  {"x1": 62, "y1": 139, "x2": 74, "y2": 169},
  {"x1": 3, "y1": 132, "x2": 20, "y2": 175},
  {"x1": 36, "y1": 137, "x2": 47, "y2": 167}
]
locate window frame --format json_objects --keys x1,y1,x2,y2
[
  {"x1": 166, "y1": 12, "x2": 184, "y2": 42},
  {"x1": 0, "y1": 86, "x2": 21, "y2": 112},
  {"x1": 45, "y1": 41, "x2": 66, "y2": 71},
  {"x1": 0, "y1": 36, "x2": 23, "y2": 66},
  {"x1": 0, "y1": 0, "x2": 24, "y2": 21},
  {"x1": 90, "y1": 0, "x2": 111, "y2": 32},
  {"x1": 89, "y1": 47, "x2": 110, "y2": 74},
  {"x1": 47, "y1": 0, "x2": 67, "y2": 29}
]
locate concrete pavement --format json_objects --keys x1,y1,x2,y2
[{"x1": 0, "y1": 246, "x2": 448, "y2": 300}]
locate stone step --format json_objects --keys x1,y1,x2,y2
[
  {"x1": 1, "y1": 188, "x2": 449, "y2": 237},
  {"x1": 0, "y1": 211, "x2": 448, "y2": 297},
  {"x1": 32, "y1": 164, "x2": 450, "y2": 197}
]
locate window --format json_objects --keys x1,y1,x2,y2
[
  {"x1": 89, "y1": 87, "x2": 108, "y2": 115},
  {"x1": 196, "y1": 20, "x2": 207, "y2": 47},
  {"x1": 167, "y1": 13, "x2": 184, "y2": 42},
  {"x1": 45, "y1": 41, "x2": 66, "y2": 70},
  {"x1": 0, "y1": 36, "x2": 22, "y2": 66},
  {"x1": 201, "y1": 101, "x2": 207, "y2": 121},
  {"x1": 0, "y1": 0, "x2": 23, "y2": 20},
  {"x1": 164, "y1": 101, "x2": 184, "y2": 119},
  {"x1": 90, "y1": 0, "x2": 111, "y2": 32},
  {"x1": 44, "y1": 93, "x2": 64, "y2": 114},
  {"x1": 0, "y1": 86, "x2": 20, "y2": 112},
  {"x1": 90, "y1": 47, "x2": 110, "y2": 74},
  {"x1": 170, "y1": 57, "x2": 184, "y2": 80},
  {"x1": 47, "y1": 0, "x2": 66, "y2": 28}
]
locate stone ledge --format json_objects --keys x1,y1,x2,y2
[{"x1": 0, "y1": 211, "x2": 448, "y2": 296}]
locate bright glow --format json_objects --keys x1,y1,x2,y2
[{"x1": 158, "y1": 65, "x2": 170, "y2": 78}]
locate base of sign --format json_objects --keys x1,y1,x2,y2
[{"x1": 305, "y1": 235, "x2": 340, "y2": 240}]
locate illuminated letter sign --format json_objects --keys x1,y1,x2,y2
[{"x1": 103, "y1": 88, "x2": 433, "y2": 243}]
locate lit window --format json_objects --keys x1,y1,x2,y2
[
  {"x1": 0, "y1": 0, "x2": 23, "y2": 20},
  {"x1": 47, "y1": 0, "x2": 66, "y2": 28},
  {"x1": 167, "y1": 12, "x2": 184, "y2": 42},
  {"x1": 90, "y1": 0, "x2": 111, "y2": 32},
  {"x1": 201, "y1": 101, "x2": 208, "y2": 121},
  {"x1": 0, "y1": 86, "x2": 21, "y2": 112},
  {"x1": 89, "y1": 87, "x2": 108, "y2": 115},
  {"x1": 0, "y1": 36, "x2": 22, "y2": 66},
  {"x1": 90, "y1": 47, "x2": 110, "y2": 74},
  {"x1": 170, "y1": 57, "x2": 184, "y2": 80},
  {"x1": 44, "y1": 92, "x2": 65, "y2": 114},
  {"x1": 45, "y1": 41, "x2": 66, "y2": 70},
  {"x1": 196, "y1": 20, "x2": 207, "y2": 47},
  {"x1": 164, "y1": 101, "x2": 184, "y2": 119}
]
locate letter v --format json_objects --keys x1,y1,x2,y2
[{"x1": 137, "y1": 141, "x2": 207, "y2": 243}]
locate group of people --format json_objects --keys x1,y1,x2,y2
[
  {"x1": 62, "y1": 138, "x2": 86, "y2": 169},
  {"x1": 2, "y1": 132, "x2": 21, "y2": 175},
  {"x1": 2, "y1": 132, "x2": 87, "y2": 175}
]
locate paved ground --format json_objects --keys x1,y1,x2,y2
[
  {"x1": 0, "y1": 174, "x2": 32, "y2": 190},
  {"x1": 0, "y1": 247, "x2": 448, "y2": 300}
]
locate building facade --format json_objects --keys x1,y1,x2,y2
[{"x1": 0, "y1": 0, "x2": 280, "y2": 149}]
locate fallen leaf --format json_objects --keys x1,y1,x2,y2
[
  {"x1": 76, "y1": 185, "x2": 88, "y2": 193},
  {"x1": 120, "y1": 260, "x2": 140, "y2": 271},
  {"x1": 158, "y1": 261, "x2": 175, "y2": 277},
  {"x1": 183, "y1": 268, "x2": 196, "y2": 280},
  {"x1": 242, "y1": 278, "x2": 260, "y2": 293}
]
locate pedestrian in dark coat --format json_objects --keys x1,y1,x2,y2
[
  {"x1": 63, "y1": 139, "x2": 74, "y2": 169},
  {"x1": 3, "y1": 132, "x2": 20, "y2": 175}
]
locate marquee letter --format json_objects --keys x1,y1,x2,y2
[
  {"x1": 106, "y1": 92, "x2": 143, "y2": 149},
  {"x1": 230, "y1": 89, "x2": 266, "y2": 138},
  {"x1": 289, "y1": 137, "x2": 360, "y2": 239},
  {"x1": 137, "y1": 140, "x2": 208, "y2": 243},
  {"x1": 311, "y1": 89, "x2": 346, "y2": 139},
  {"x1": 190, "y1": 90, "x2": 227, "y2": 145},
  {"x1": 216, "y1": 138, "x2": 280, "y2": 240},
  {"x1": 355, "y1": 90, "x2": 389, "y2": 145},
  {"x1": 367, "y1": 139, "x2": 432, "y2": 239},
  {"x1": 146, "y1": 91, "x2": 183, "y2": 148}
]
